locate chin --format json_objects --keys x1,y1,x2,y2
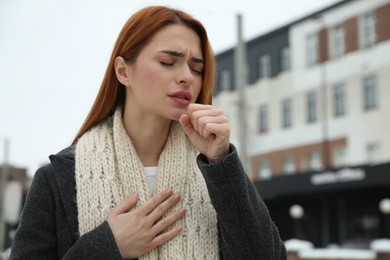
[
  {"x1": 167, "y1": 109, "x2": 187, "y2": 121},
  {"x1": 170, "y1": 114, "x2": 182, "y2": 122}
]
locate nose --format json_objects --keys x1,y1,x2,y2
[{"x1": 177, "y1": 65, "x2": 194, "y2": 87}]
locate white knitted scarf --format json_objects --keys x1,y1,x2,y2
[{"x1": 75, "y1": 108, "x2": 219, "y2": 259}]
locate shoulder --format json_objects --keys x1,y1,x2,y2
[
  {"x1": 32, "y1": 144, "x2": 76, "y2": 178},
  {"x1": 29, "y1": 144, "x2": 77, "y2": 192},
  {"x1": 54, "y1": 144, "x2": 76, "y2": 160}
]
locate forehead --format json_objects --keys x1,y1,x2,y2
[{"x1": 145, "y1": 24, "x2": 203, "y2": 57}]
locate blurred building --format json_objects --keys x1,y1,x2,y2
[
  {"x1": 213, "y1": 0, "x2": 390, "y2": 248},
  {"x1": 0, "y1": 165, "x2": 30, "y2": 250}
]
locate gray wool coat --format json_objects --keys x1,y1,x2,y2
[{"x1": 10, "y1": 144, "x2": 286, "y2": 260}]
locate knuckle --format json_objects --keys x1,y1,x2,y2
[
  {"x1": 150, "y1": 197, "x2": 158, "y2": 206},
  {"x1": 156, "y1": 204, "x2": 165, "y2": 213},
  {"x1": 139, "y1": 219, "x2": 149, "y2": 229},
  {"x1": 143, "y1": 241, "x2": 154, "y2": 252},
  {"x1": 198, "y1": 117, "x2": 207, "y2": 125},
  {"x1": 192, "y1": 111, "x2": 201, "y2": 119},
  {"x1": 159, "y1": 219, "x2": 169, "y2": 230},
  {"x1": 215, "y1": 107, "x2": 223, "y2": 114}
]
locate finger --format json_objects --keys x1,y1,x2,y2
[
  {"x1": 201, "y1": 122, "x2": 230, "y2": 139},
  {"x1": 191, "y1": 107, "x2": 224, "y2": 118},
  {"x1": 146, "y1": 193, "x2": 181, "y2": 224},
  {"x1": 187, "y1": 104, "x2": 214, "y2": 131},
  {"x1": 138, "y1": 188, "x2": 173, "y2": 216},
  {"x1": 202, "y1": 122, "x2": 229, "y2": 138},
  {"x1": 187, "y1": 103, "x2": 213, "y2": 114},
  {"x1": 194, "y1": 116, "x2": 228, "y2": 138},
  {"x1": 145, "y1": 226, "x2": 183, "y2": 250},
  {"x1": 151, "y1": 208, "x2": 186, "y2": 235},
  {"x1": 189, "y1": 107, "x2": 225, "y2": 132},
  {"x1": 179, "y1": 114, "x2": 197, "y2": 138},
  {"x1": 110, "y1": 194, "x2": 138, "y2": 217}
]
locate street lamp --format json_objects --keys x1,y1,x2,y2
[
  {"x1": 290, "y1": 204, "x2": 304, "y2": 239},
  {"x1": 379, "y1": 198, "x2": 390, "y2": 238}
]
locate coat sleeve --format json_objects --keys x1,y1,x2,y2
[
  {"x1": 9, "y1": 165, "x2": 123, "y2": 260},
  {"x1": 197, "y1": 144, "x2": 286, "y2": 260}
]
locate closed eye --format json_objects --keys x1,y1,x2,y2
[
  {"x1": 191, "y1": 68, "x2": 203, "y2": 76},
  {"x1": 160, "y1": 61, "x2": 173, "y2": 66}
]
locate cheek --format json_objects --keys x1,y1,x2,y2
[
  {"x1": 131, "y1": 66, "x2": 161, "y2": 100},
  {"x1": 135, "y1": 62, "x2": 161, "y2": 85},
  {"x1": 193, "y1": 80, "x2": 203, "y2": 102}
]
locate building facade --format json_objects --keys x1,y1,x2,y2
[{"x1": 214, "y1": 0, "x2": 390, "y2": 248}]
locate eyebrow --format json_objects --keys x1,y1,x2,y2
[{"x1": 160, "y1": 50, "x2": 204, "y2": 64}]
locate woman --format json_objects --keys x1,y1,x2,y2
[{"x1": 10, "y1": 6, "x2": 286, "y2": 260}]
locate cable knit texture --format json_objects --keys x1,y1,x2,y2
[{"x1": 75, "y1": 108, "x2": 219, "y2": 260}]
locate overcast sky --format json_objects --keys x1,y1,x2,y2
[{"x1": 0, "y1": 0, "x2": 341, "y2": 176}]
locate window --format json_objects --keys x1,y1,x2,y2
[
  {"x1": 333, "y1": 146, "x2": 347, "y2": 167},
  {"x1": 363, "y1": 75, "x2": 378, "y2": 110},
  {"x1": 282, "y1": 99, "x2": 292, "y2": 128},
  {"x1": 330, "y1": 24, "x2": 345, "y2": 59},
  {"x1": 333, "y1": 83, "x2": 346, "y2": 117},
  {"x1": 283, "y1": 156, "x2": 295, "y2": 174},
  {"x1": 280, "y1": 47, "x2": 291, "y2": 71},
  {"x1": 307, "y1": 151, "x2": 322, "y2": 171},
  {"x1": 307, "y1": 92, "x2": 317, "y2": 123},
  {"x1": 220, "y1": 69, "x2": 231, "y2": 91},
  {"x1": 259, "y1": 161, "x2": 272, "y2": 180},
  {"x1": 307, "y1": 33, "x2": 318, "y2": 66},
  {"x1": 259, "y1": 54, "x2": 271, "y2": 78},
  {"x1": 367, "y1": 142, "x2": 381, "y2": 164},
  {"x1": 360, "y1": 11, "x2": 376, "y2": 49},
  {"x1": 258, "y1": 105, "x2": 268, "y2": 133}
]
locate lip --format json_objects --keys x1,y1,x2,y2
[{"x1": 168, "y1": 91, "x2": 192, "y2": 105}]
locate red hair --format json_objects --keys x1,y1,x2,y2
[{"x1": 73, "y1": 6, "x2": 215, "y2": 143}]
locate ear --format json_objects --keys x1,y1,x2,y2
[{"x1": 114, "y1": 56, "x2": 131, "y2": 86}]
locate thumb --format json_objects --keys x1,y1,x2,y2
[{"x1": 110, "y1": 194, "x2": 138, "y2": 217}]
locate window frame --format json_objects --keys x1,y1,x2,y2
[
  {"x1": 282, "y1": 98, "x2": 292, "y2": 128},
  {"x1": 359, "y1": 11, "x2": 376, "y2": 49},
  {"x1": 259, "y1": 161, "x2": 272, "y2": 180},
  {"x1": 363, "y1": 75, "x2": 378, "y2": 110},
  {"x1": 333, "y1": 83, "x2": 346, "y2": 117},
  {"x1": 258, "y1": 54, "x2": 271, "y2": 79},
  {"x1": 330, "y1": 23, "x2": 345, "y2": 59},
  {"x1": 283, "y1": 156, "x2": 296, "y2": 174},
  {"x1": 280, "y1": 46, "x2": 291, "y2": 71},
  {"x1": 307, "y1": 32, "x2": 318, "y2": 67},
  {"x1": 258, "y1": 104, "x2": 269, "y2": 133},
  {"x1": 307, "y1": 92, "x2": 318, "y2": 123},
  {"x1": 220, "y1": 69, "x2": 231, "y2": 91},
  {"x1": 307, "y1": 151, "x2": 322, "y2": 171}
]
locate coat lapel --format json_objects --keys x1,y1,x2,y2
[{"x1": 49, "y1": 145, "x2": 79, "y2": 241}]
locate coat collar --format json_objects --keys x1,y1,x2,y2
[{"x1": 49, "y1": 144, "x2": 80, "y2": 240}]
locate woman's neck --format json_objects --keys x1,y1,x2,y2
[{"x1": 122, "y1": 107, "x2": 171, "y2": 167}]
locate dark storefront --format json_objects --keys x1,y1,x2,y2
[{"x1": 254, "y1": 162, "x2": 390, "y2": 248}]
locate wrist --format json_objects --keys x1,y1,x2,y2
[{"x1": 206, "y1": 148, "x2": 230, "y2": 163}]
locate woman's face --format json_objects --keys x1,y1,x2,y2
[{"x1": 123, "y1": 24, "x2": 204, "y2": 121}]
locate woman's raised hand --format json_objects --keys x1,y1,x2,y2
[
  {"x1": 107, "y1": 189, "x2": 185, "y2": 259},
  {"x1": 179, "y1": 103, "x2": 230, "y2": 162}
]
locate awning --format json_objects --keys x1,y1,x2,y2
[{"x1": 254, "y1": 162, "x2": 390, "y2": 200}]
